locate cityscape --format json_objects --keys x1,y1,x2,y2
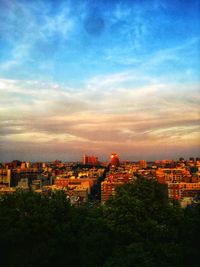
[
  {"x1": 0, "y1": 0, "x2": 200, "y2": 266},
  {"x1": 0, "y1": 0, "x2": 199, "y2": 163},
  {"x1": 0, "y1": 153, "x2": 200, "y2": 207}
]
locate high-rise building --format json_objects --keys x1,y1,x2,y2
[
  {"x1": 82, "y1": 155, "x2": 98, "y2": 166},
  {"x1": 110, "y1": 153, "x2": 120, "y2": 167},
  {"x1": 139, "y1": 160, "x2": 147, "y2": 169}
]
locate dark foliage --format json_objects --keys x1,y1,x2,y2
[{"x1": 0, "y1": 178, "x2": 199, "y2": 267}]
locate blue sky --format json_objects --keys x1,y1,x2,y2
[{"x1": 0, "y1": 0, "x2": 199, "y2": 161}]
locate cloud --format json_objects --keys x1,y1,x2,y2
[
  {"x1": 0, "y1": 0, "x2": 76, "y2": 75},
  {"x1": 0, "y1": 1, "x2": 199, "y2": 161},
  {"x1": 0, "y1": 76, "x2": 199, "y2": 161},
  {"x1": 0, "y1": 0, "x2": 199, "y2": 84}
]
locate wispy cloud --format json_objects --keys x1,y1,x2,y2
[
  {"x1": 0, "y1": 76, "x2": 199, "y2": 160},
  {"x1": 0, "y1": 0, "x2": 75, "y2": 76},
  {"x1": 0, "y1": 0, "x2": 199, "y2": 161}
]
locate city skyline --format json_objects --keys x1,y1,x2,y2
[{"x1": 0, "y1": 0, "x2": 200, "y2": 161}]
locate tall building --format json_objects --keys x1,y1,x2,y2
[
  {"x1": 110, "y1": 153, "x2": 120, "y2": 167},
  {"x1": 139, "y1": 160, "x2": 147, "y2": 169},
  {"x1": 82, "y1": 155, "x2": 98, "y2": 166}
]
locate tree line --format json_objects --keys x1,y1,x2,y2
[{"x1": 0, "y1": 177, "x2": 199, "y2": 267}]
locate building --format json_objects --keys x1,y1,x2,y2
[
  {"x1": 0, "y1": 169, "x2": 11, "y2": 187},
  {"x1": 54, "y1": 177, "x2": 96, "y2": 194},
  {"x1": 82, "y1": 155, "x2": 98, "y2": 166},
  {"x1": 101, "y1": 172, "x2": 133, "y2": 203},
  {"x1": 155, "y1": 168, "x2": 192, "y2": 183},
  {"x1": 101, "y1": 180, "x2": 122, "y2": 203},
  {"x1": 110, "y1": 153, "x2": 120, "y2": 167},
  {"x1": 10, "y1": 167, "x2": 42, "y2": 187},
  {"x1": 168, "y1": 182, "x2": 200, "y2": 200},
  {"x1": 139, "y1": 160, "x2": 147, "y2": 169}
]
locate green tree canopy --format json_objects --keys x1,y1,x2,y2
[
  {"x1": 0, "y1": 178, "x2": 199, "y2": 267},
  {"x1": 103, "y1": 177, "x2": 184, "y2": 267}
]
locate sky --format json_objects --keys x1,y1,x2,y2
[{"x1": 0, "y1": 0, "x2": 200, "y2": 162}]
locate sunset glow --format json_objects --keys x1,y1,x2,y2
[{"x1": 0, "y1": 0, "x2": 199, "y2": 161}]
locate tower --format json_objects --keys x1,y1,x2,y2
[{"x1": 110, "y1": 153, "x2": 120, "y2": 167}]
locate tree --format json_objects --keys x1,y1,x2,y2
[
  {"x1": 181, "y1": 204, "x2": 200, "y2": 267},
  {"x1": 0, "y1": 178, "x2": 199, "y2": 267},
  {"x1": 0, "y1": 190, "x2": 78, "y2": 267},
  {"x1": 103, "y1": 177, "x2": 184, "y2": 267}
]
